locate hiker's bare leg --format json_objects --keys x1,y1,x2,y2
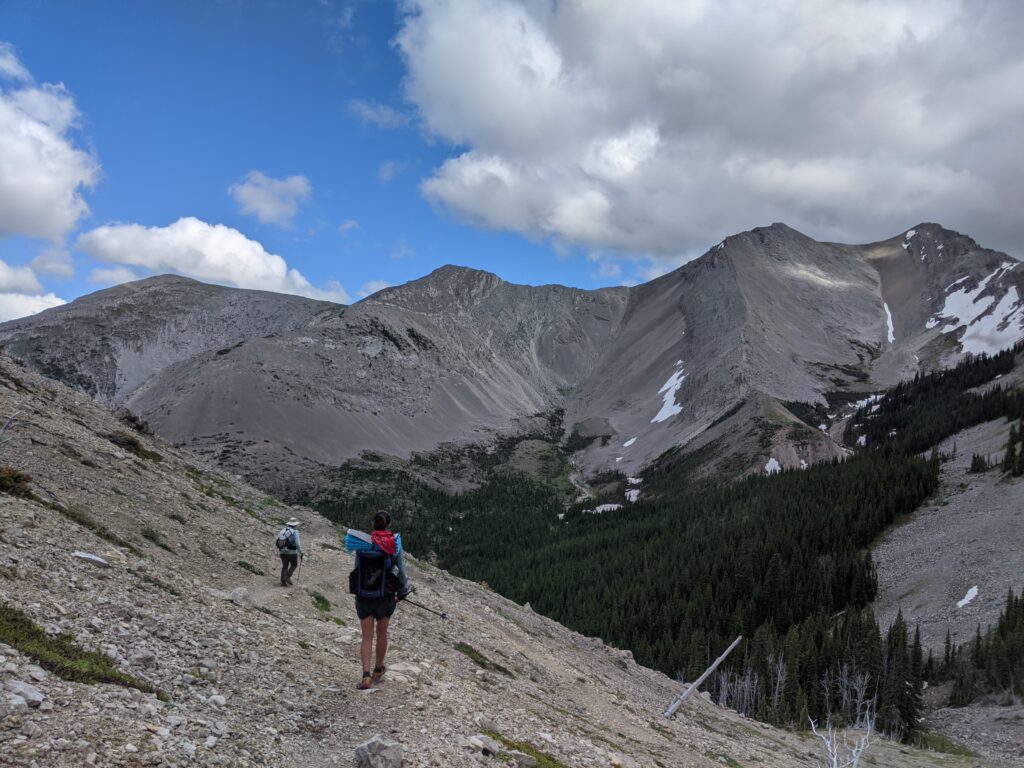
[
  {"x1": 359, "y1": 616, "x2": 375, "y2": 674},
  {"x1": 375, "y1": 617, "x2": 389, "y2": 668}
]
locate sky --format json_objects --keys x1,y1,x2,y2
[{"x1": 1, "y1": 0, "x2": 1023, "y2": 321}]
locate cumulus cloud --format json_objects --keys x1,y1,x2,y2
[
  {"x1": 398, "y1": 1, "x2": 1024, "y2": 260},
  {"x1": 0, "y1": 292, "x2": 65, "y2": 322},
  {"x1": 357, "y1": 280, "x2": 392, "y2": 298},
  {"x1": 0, "y1": 260, "x2": 43, "y2": 294},
  {"x1": 228, "y1": 171, "x2": 312, "y2": 227},
  {"x1": 77, "y1": 217, "x2": 350, "y2": 303},
  {"x1": 0, "y1": 42, "x2": 99, "y2": 242},
  {"x1": 89, "y1": 266, "x2": 139, "y2": 285},
  {"x1": 348, "y1": 99, "x2": 410, "y2": 129},
  {"x1": 30, "y1": 247, "x2": 74, "y2": 279}
]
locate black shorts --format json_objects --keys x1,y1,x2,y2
[{"x1": 356, "y1": 597, "x2": 396, "y2": 621}]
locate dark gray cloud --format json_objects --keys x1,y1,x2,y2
[{"x1": 397, "y1": 1, "x2": 1024, "y2": 267}]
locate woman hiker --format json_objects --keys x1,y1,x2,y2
[
  {"x1": 345, "y1": 512, "x2": 410, "y2": 689},
  {"x1": 276, "y1": 517, "x2": 304, "y2": 586}
]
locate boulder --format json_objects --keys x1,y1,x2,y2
[
  {"x1": 354, "y1": 735, "x2": 403, "y2": 768},
  {"x1": 5, "y1": 679, "x2": 45, "y2": 707}
]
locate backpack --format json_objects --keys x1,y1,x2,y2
[
  {"x1": 276, "y1": 527, "x2": 297, "y2": 552},
  {"x1": 349, "y1": 550, "x2": 400, "y2": 599}
]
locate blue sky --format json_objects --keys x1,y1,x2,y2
[
  {"x1": 0, "y1": 0, "x2": 606, "y2": 318},
  {"x1": 1, "y1": 1, "x2": 1022, "y2": 320}
]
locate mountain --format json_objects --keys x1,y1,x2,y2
[
  {"x1": 1, "y1": 222, "x2": 1022, "y2": 492},
  {"x1": 2, "y1": 351, "x2": 998, "y2": 767}
]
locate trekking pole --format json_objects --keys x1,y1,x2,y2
[
  {"x1": 401, "y1": 593, "x2": 448, "y2": 620},
  {"x1": 294, "y1": 556, "x2": 303, "y2": 584}
]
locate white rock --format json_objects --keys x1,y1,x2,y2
[{"x1": 71, "y1": 551, "x2": 111, "y2": 568}]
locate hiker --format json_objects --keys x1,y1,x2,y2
[
  {"x1": 276, "y1": 517, "x2": 304, "y2": 586},
  {"x1": 345, "y1": 511, "x2": 410, "y2": 690}
]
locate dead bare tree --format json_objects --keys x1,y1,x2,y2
[
  {"x1": 809, "y1": 714, "x2": 873, "y2": 768},
  {"x1": 769, "y1": 653, "x2": 786, "y2": 709},
  {"x1": 0, "y1": 408, "x2": 20, "y2": 449}
]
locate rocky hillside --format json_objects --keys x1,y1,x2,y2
[
  {"x1": 0, "y1": 352, "x2": 997, "y2": 766},
  {"x1": 0, "y1": 223, "x2": 1021, "y2": 492}
]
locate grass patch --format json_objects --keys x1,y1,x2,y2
[
  {"x1": 141, "y1": 526, "x2": 174, "y2": 553},
  {"x1": 0, "y1": 599, "x2": 165, "y2": 699},
  {"x1": 101, "y1": 432, "x2": 163, "y2": 462},
  {"x1": 166, "y1": 512, "x2": 187, "y2": 524},
  {"x1": 912, "y1": 731, "x2": 976, "y2": 756},
  {"x1": 454, "y1": 642, "x2": 515, "y2": 678},
  {"x1": 310, "y1": 591, "x2": 332, "y2": 612},
  {"x1": 236, "y1": 560, "x2": 265, "y2": 576},
  {"x1": 326, "y1": 616, "x2": 346, "y2": 626},
  {"x1": 298, "y1": 640, "x2": 310, "y2": 650},
  {"x1": 136, "y1": 572, "x2": 181, "y2": 597},
  {"x1": 48, "y1": 502, "x2": 142, "y2": 558},
  {"x1": 481, "y1": 729, "x2": 567, "y2": 768}
]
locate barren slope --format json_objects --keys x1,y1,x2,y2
[{"x1": 0, "y1": 357, "x2": 998, "y2": 767}]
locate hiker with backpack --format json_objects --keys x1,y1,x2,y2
[
  {"x1": 345, "y1": 511, "x2": 410, "y2": 690},
  {"x1": 276, "y1": 517, "x2": 305, "y2": 587}
]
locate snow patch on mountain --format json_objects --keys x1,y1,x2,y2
[
  {"x1": 651, "y1": 361, "x2": 686, "y2": 423},
  {"x1": 884, "y1": 302, "x2": 896, "y2": 344},
  {"x1": 957, "y1": 586, "x2": 979, "y2": 609},
  {"x1": 764, "y1": 457, "x2": 781, "y2": 475},
  {"x1": 623, "y1": 437, "x2": 637, "y2": 447}
]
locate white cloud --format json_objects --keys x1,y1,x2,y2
[
  {"x1": 30, "y1": 247, "x2": 74, "y2": 279},
  {"x1": 0, "y1": 42, "x2": 31, "y2": 81},
  {"x1": 348, "y1": 99, "x2": 410, "y2": 129},
  {"x1": 377, "y1": 160, "x2": 404, "y2": 183},
  {"x1": 338, "y1": 219, "x2": 361, "y2": 235},
  {"x1": 0, "y1": 259, "x2": 43, "y2": 294},
  {"x1": 89, "y1": 266, "x2": 139, "y2": 285},
  {"x1": 0, "y1": 43, "x2": 99, "y2": 241},
  {"x1": 228, "y1": 170, "x2": 312, "y2": 227},
  {"x1": 390, "y1": 239, "x2": 415, "y2": 259},
  {"x1": 398, "y1": 1, "x2": 1024, "y2": 261},
  {"x1": 358, "y1": 280, "x2": 392, "y2": 298},
  {"x1": 77, "y1": 217, "x2": 350, "y2": 303},
  {"x1": 0, "y1": 292, "x2": 65, "y2": 322}
]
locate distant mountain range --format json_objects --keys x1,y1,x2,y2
[{"x1": 3, "y1": 222, "x2": 1022, "y2": 489}]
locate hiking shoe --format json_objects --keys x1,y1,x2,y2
[
  {"x1": 357, "y1": 673, "x2": 373, "y2": 690},
  {"x1": 371, "y1": 665, "x2": 386, "y2": 684}
]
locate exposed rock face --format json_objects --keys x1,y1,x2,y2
[
  {"x1": 1, "y1": 223, "x2": 1022, "y2": 484},
  {"x1": 0, "y1": 354, "x2": 997, "y2": 767}
]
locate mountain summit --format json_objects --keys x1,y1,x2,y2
[{"x1": 1, "y1": 223, "x2": 1021, "y2": 488}]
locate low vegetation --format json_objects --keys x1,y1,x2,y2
[
  {"x1": 310, "y1": 591, "x2": 331, "y2": 612},
  {"x1": 101, "y1": 431, "x2": 163, "y2": 462},
  {"x1": 0, "y1": 599, "x2": 163, "y2": 698},
  {"x1": 454, "y1": 642, "x2": 515, "y2": 678}
]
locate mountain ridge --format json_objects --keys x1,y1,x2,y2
[{"x1": 2, "y1": 221, "x2": 1023, "y2": 490}]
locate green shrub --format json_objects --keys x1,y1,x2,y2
[
  {"x1": 0, "y1": 466, "x2": 32, "y2": 498},
  {"x1": 236, "y1": 560, "x2": 265, "y2": 576},
  {"x1": 310, "y1": 592, "x2": 331, "y2": 612}
]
